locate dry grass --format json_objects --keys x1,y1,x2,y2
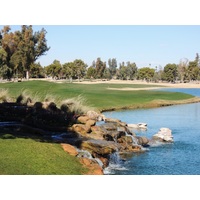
[
  {"x1": 60, "y1": 95, "x2": 96, "y2": 114},
  {"x1": 16, "y1": 89, "x2": 40, "y2": 104},
  {"x1": 0, "y1": 89, "x2": 11, "y2": 102}
]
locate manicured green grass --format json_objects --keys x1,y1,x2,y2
[
  {"x1": 0, "y1": 80, "x2": 194, "y2": 111},
  {"x1": 0, "y1": 132, "x2": 87, "y2": 175}
]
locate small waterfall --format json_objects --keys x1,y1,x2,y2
[
  {"x1": 77, "y1": 149, "x2": 93, "y2": 159},
  {"x1": 104, "y1": 152, "x2": 127, "y2": 174},
  {"x1": 124, "y1": 130, "x2": 149, "y2": 151},
  {"x1": 124, "y1": 131, "x2": 138, "y2": 145},
  {"x1": 77, "y1": 149, "x2": 104, "y2": 168}
]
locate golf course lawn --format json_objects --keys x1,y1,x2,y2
[
  {"x1": 0, "y1": 80, "x2": 196, "y2": 111},
  {"x1": 0, "y1": 132, "x2": 87, "y2": 175}
]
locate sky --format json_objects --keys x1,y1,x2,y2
[
  {"x1": 1, "y1": 25, "x2": 200, "y2": 69},
  {"x1": 1, "y1": 0, "x2": 200, "y2": 70}
]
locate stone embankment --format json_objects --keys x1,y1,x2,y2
[{"x1": 69, "y1": 110, "x2": 174, "y2": 174}]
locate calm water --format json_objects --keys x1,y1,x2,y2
[{"x1": 103, "y1": 88, "x2": 200, "y2": 175}]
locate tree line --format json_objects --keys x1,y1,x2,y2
[{"x1": 1, "y1": 25, "x2": 200, "y2": 83}]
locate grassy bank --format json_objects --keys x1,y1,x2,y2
[
  {"x1": 0, "y1": 80, "x2": 198, "y2": 111},
  {"x1": 0, "y1": 131, "x2": 87, "y2": 175}
]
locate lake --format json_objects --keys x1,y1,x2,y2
[{"x1": 103, "y1": 88, "x2": 200, "y2": 175}]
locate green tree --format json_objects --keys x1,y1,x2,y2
[
  {"x1": 137, "y1": 67, "x2": 155, "y2": 82},
  {"x1": 86, "y1": 66, "x2": 96, "y2": 79},
  {"x1": 103, "y1": 68, "x2": 111, "y2": 79},
  {"x1": 126, "y1": 61, "x2": 137, "y2": 80},
  {"x1": 30, "y1": 62, "x2": 45, "y2": 78},
  {"x1": 61, "y1": 62, "x2": 74, "y2": 80},
  {"x1": 162, "y1": 63, "x2": 178, "y2": 82},
  {"x1": 73, "y1": 59, "x2": 87, "y2": 81},
  {"x1": 118, "y1": 65, "x2": 128, "y2": 80},
  {"x1": 0, "y1": 25, "x2": 50, "y2": 80},
  {"x1": 95, "y1": 58, "x2": 106, "y2": 78},
  {"x1": 187, "y1": 61, "x2": 199, "y2": 81},
  {"x1": 108, "y1": 58, "x2": 117, "y2": 78},
  {"x1": 44, "y1": 60, "x2": 62, "y2": 79}
]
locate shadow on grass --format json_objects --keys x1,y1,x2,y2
[
  {"x1": 0, "y1": 122, "x2": 83, "y2": 148},
  {"x1": 0, "y1": 102, "x2": 84, "y2": 147}
]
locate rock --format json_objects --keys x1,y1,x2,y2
[
  {"x1": 87, "y1": 132, "x2": 104, "y2": 140},
  {"x1": 152, "y1": 128, "x2": 173, "y2": 142},
  {"x1": 119, "y1": 143, "x2": 143, "y2": 153},
  {"x1": 117, "y1": 136, "x2": 133, "y2": 144},
  {"x1": 126, "y1": 144, "x2": 142, "y2": 152},
  {"x1": 72, "y1": 124, "x2": 91, "y2": 137},
  {"x1": 99, "y1": 123, "x2": 118, "y2": 131},
  {"x1": 90, "y1": 126, "x2": 105, "y2": 140},
  {"x1": 79, "y1": 157, "x2": 104, "y2": 175},
  {"x1": 86, "y1": 119, "x2": 96, "y2": 127},
  {"x1": 61, "y1": 143, "x2": 78, "y2": 156},
  {"x1": 103, "y1": 131, "x2": 126, "y2": 142},
  {"x1": 91, "y1": 126, "x2": 105, "y2": 135},
  {"x1": 99, "y1": 157, "x2": 109, "y2": 168},
  {"x1": 86, "y1": 111, "x2": 106, "y2": 122},
  {"x1": 136, "y1": 136, "x2": 149, "y2": 147},
  {"x1": 91, "y1": 152, "x2": 109, "y2": 168},
  {"x1": 77, "y1": 115, "x2": 90, "y2": 124},
  {"x1": 118, "y1": 121, "x2": 127, "y2": 127},
  {"x1": 97, "y1": 114, "x2": 106, "y2": 121},
  {"x1": 87, "y1": 110, "x2": 98, "y2": 119},
  {"x1": 81, "y1": 139, "x2": 120, "y2": 156},
  {"x1": 105, "y1": 118, "x2": 121, "y2": 123},
  {"x1": 127, "y1": 124, "x2": 139, "y2": 129},
  {"x1": 127, "y1": 123, "x2": 147, "y2": 130}
]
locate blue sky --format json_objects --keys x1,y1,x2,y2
[{"x1": 1, "y1": 25, "x2": 200, "y2": 69}]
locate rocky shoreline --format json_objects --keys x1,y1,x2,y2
[
  {"x1": 0, "y1": 102, "x2": 174, "y2": 175},
  {"x1": 69, "y1": 111, "x2": 173, "y2": 174}
]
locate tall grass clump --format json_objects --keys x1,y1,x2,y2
[
  {"x1": 60, "y1": 95, "x2": 96, "y2": 115},
  {"x1": 0, "y1": 88, "x2": 11, "y2": 102},
  {"x1": 16, "y1": 89, "x2": 40, "y2": 104},
  {"x1": 43, "y1": 93, "x2": 60, "y2": 105}
]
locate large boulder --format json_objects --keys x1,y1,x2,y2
[
  {"x1": 61, "y1": 143, "x2": 78, "y2": 156},
  {"x1": 152, "y1": 128, "x2": 173, "y2": 142},
  {"x1": 103, "y1": 131, "x2": 126, "y2": 142},
  {"x1": 86, "y1": 119, "x2": 96, "y2": 127},
  {"x1": 119, "y1": 143, "x2": 143, "y2": 153},
  {"x1": 86, "y1": 111, "x2": 106, "y2": 121},
  {"x1": 99, "y1": 123, "x2": 118, "y2": 132},
  {"x1": 81, "y1": 139, "x2": 120, "y2": 156},
  {"x1": 79, "y1": 157, "x2": 104, "y2": 175},
  {"x1": 77, "y1": 115, "x2": 90, "y2": 124},
  {"x1": 136, "y1": 136, "x2": 150, "y2": 147},
  {"x1": 72, "y1": 124, "x2": 91, "y2": 137},
  {"x1": 117, "y1": 136, "x2": 133, "y2": 144}
]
